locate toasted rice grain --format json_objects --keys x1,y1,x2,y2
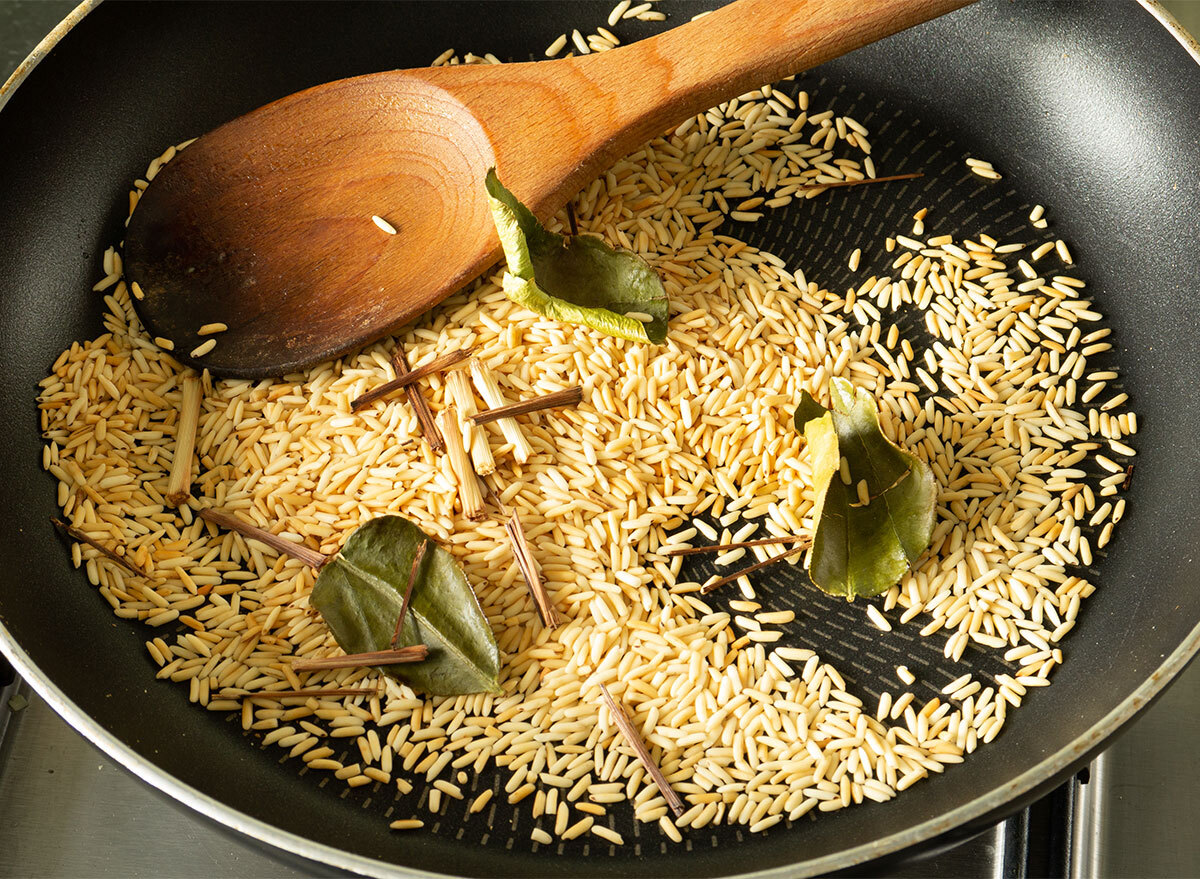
[{"x1": 372, "y1": 215, "x2": 398, "y2": 235}]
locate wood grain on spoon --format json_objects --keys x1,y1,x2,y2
[{"x1": 124, "y1": 0, "x2": 970, "y2": 378}]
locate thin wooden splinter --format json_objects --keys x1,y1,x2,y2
[
  {"x1": 700, "y1": 543, "x2": 810, "y2": 594},
  {"x1": 247, "y1": 688, "x2": 379, "y2": 700},
  {"x1": 350, "y1": 348, "x2": 471, "y2": 412},
  {"x1": 291, "y1": 645, "x2": 429, "y2": 671},
  {"x1": 51, "y1": 517, "x2": 152, "y2": 579},
  {"x1": 665, "y1": 535, "x2": 811, "y2": 557},
  {"x1": 165, "y1": 375, "x2": 201, "y2": 506},
  {"x1": 198, "y1": 508, "x2": 327, "y2": 570},
  {"x1": 504, "y1": 510, "x2": 560, "y2": 628},
  {"x1": 393, "y1": 343, "x2": 444, "y2": 450},
  {"x1": 599, "y1": 683, "x2": 685, "y2": 819},
  {"x1": 794, "y1": 171, "x2": 924, "y2": 192},
  {"x1": 390, "y1": 539, "x2": 428, "y2": 649},
  {"x1": 469, "y1": 386, "x2": 583, "y2": 425}
]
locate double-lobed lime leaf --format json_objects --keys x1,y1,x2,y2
[
  {"x1": 485, "y1": 169, "x2": 669, "y2": 344},
  {"x1": 310, "y1": 516, "x2": 502, "y2": 695},
  {"x1": 795, "y1": 378, "x2": 936, "y2": 600}
]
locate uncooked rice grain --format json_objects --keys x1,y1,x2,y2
[
  {"x1": 372, "y1": 215, "x2": 398, "y2": 235},
  {"x1": 189, "y1": 338, "x2": 216, "y2": 358}
]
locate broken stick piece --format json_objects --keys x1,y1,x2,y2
[{"x1": 439, "y1": 407, "x2": 484, "y2": 520}]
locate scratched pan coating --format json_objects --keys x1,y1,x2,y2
[{"x1": 0, "y1": 1, "x2": 1199, "y2": 876}]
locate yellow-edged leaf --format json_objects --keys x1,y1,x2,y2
[{"x1": 795, "y1": 379, "x2": 936, "y2": 600}]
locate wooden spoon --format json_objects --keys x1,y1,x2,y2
[{"x1": 124, "y1": 0, "x2": 969, "y2": 377}]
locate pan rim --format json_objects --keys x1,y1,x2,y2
[
  {"x1": 0, "y1": 0, "x2": 99, "y2": 113},
  {"x1": 1, "y1": 1, "x2": 1198, "y2": 876},
  {"x1": 1143, "y1": 0, "x2": 1200, "y2": 62}
]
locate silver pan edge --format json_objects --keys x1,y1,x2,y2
[{"x1": 1, "y1": 2, "x2": 1198, "y2": 876}]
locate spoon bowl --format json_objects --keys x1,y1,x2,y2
[{"x1": 127, "y1": 73, "x2": 498, "y2": 370}]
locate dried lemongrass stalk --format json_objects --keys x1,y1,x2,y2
[
  {"x1": 470, "y1": 386, "x2": 583, "y2": 425},
  {"x1": 665, "y1": 535, "x2": 811, "y2": 557},
  {"x1": 51, "y1": 517, "x2": 152, "y2": 579},
  {"x1": 165, "y1": 375, "x2": 202, "y2": 506},
  {"x1": 350, "y1": 348, "x2": 471, "y2": 412},
  {"x1": 291, "y1": 645, "x2": 428, "y2": 671},
  {"x1": 391, "y1": 539, "x2": 428, "y2": 648},
  {"x1": 470, "y1": 358, "x2": 533, "y2": 464},
  {"x1": 246, "y1": 688, "x2": 379, "y2": 700},
  {"x1": 794, "y1": 171, "x2": 924, "y2": 192},
  {"x1": 393, "y1": 344, "x2": 443, "y2": 451},
  {"x1": 504, "y1": 510, "x2": 560, "y2": 628},
  {"x1": 445, "y1": 367, "x2": 495, "y2": 475},
  {"x1": 439, "y1": 407, "x2": 484, "y2": 520},
  {"x1": 598, "y1": 683, "x2": 685, "y2": 818},
  {"x1": 198, "y1": 508, "x2": 328, "y2": 570},
  {"x1": 700, "y1": 543, "x2": 809, "y2": 594}
]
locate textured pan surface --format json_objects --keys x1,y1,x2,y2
[{"x1": 0, "y1": 2, "x2": 1198, "y2": 877}]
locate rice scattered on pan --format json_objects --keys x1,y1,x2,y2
[{"x1": 38, "y1": 34, "x2": 1136, "y2": 846}]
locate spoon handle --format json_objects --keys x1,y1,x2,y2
[
  {"x1": 479, "y1": 0, "x2": 971, "y2": 214},
  {"x1": 622, "y1": 0, "x2": 972, "y2": 125}
]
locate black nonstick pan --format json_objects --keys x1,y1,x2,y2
[{"x1": 1, "y1": 1, "x2": 1199, "y2": 876}]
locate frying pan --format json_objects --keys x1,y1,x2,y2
[{"x1": 1, "y1": 1, "x2": 1198, "y2": 876}]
